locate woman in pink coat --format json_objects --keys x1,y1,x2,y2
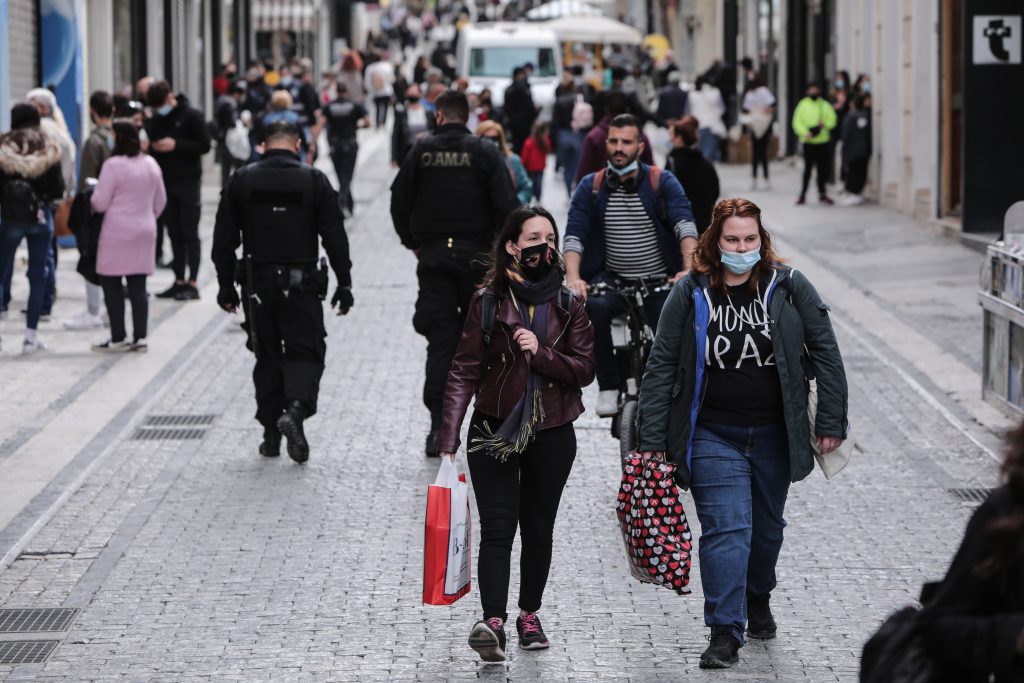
[{"x1": 90, "y1": 122, "x2": 167, "y2": 352}]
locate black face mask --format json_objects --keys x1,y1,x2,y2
[
  {"x1": 406, "y1": 96, "x2": 420, "y2": 104},
  {"x1": 516, "y1": 243, "x2": 556, "y2": 281}
]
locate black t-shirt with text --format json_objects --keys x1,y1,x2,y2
[
  {"x1": 321, "y1": 98, "x2": 367, "y2": 142},
  {"x1": 699, "y1": 283, "x2": 784, "y2": 426}
]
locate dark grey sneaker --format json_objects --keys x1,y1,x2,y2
[
  {"x1": 259, "y1": 428, "x2": 281, "y2": 458},
  {"x1": 700, "y1": 627, "x2": 740, "y2": 669},
  {"x1": 747, "y1": 594, "x2": 777, "y2": 640},
  {"x1": 468, "y1": 618, "x2": 506, "y2": 663},
  {"x1": 516, "y1": 611, "x2": 550, "y2": 650}
]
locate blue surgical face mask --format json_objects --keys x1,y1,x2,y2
[
  {"x1": 281, "y1": 76, "x2": 294, "y2": 87},
  {"x1": 608, "y1": 159, "x2": 638, "y2": 176},
  {"x1": 835, "y1": 79, "x2": 845, "y2": 88},
  {"x1": 156, "y1": 104, "x2": 173, "y2": 116},
  {"x1": 720, "y1": 248, "x2": 761, "y2": 275},
  {"x1": 861, "y1": 82, "x2": 871, "y2": 94}
]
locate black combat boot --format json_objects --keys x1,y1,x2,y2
[
  {"x1": 746, "y1": 593, "x2": 777, "y2": 640},
  {"x1": 259, "y1": 427, "x2": 281, "y2": 458},
  {"x1": 276, "y1": 401, "x2": 310, "y2": 464},
  {"x1": 699, "y1": 626, "x2": 741, "y2": 669}
]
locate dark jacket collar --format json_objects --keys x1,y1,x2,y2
[
  {"x1": 434, "y1": 122, "x2": 470, "y2": 136},
  {"x1": 261, "y1": 149, "x2": 301, "y2": 162}
]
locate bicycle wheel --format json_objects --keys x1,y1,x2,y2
[{"x1": 618, "y1": 398, "x2": 639, "y2": 467}]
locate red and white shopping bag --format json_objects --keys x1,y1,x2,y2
[{"x1": 422, "y1": 459, "x2": 472, "y2": 605}]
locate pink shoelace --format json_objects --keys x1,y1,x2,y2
[
  {"x1": 520, "y1": 612, "x2": 541, "y2": 634},
  {"x1": 487, "y1": 617, "x2": 504, "y2": 631}
]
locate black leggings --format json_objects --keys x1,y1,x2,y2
[
  {"x1": 467, "y1": 411, "x2": 576, "y2": 622},
  {"x1": 100, "y1": 274, "x2": 147, "y2": 343},
  {"x1": 751, "y1": 130, "x2": 771, "y2": 180}
]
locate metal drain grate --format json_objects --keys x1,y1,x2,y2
[
  {"x1": 143, "y1": 414, "x2": 216, "y2": 427},
  {"x1": 131, "y1": 427, "x2": 207, "y2": 441},
  {"x1": 0, "y1": 640, "x2": 58, "y2": 664},
  {"x1": 948, "y1": 488, "x2": 994, "y2": 503},
  {"x1": 0, "y1": 608, "x2": 78, "y2": 633}
]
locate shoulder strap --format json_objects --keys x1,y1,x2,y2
[
  {"x1": 481, "y1": 292, "x2": 498, "y2": 346},
  {"x1": 649, "y1": 165, "x2": 662, "y2": 193},
  {"x1": 558, "y1": 285, "x2": 574, "y2": 311},
  {"x1": 648, "y1": 165, "x2": 666, "y2": 224},
  {"x1": 590, "y1": 168, "x2": 606, "y2": 204}
]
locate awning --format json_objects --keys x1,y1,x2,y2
[
  {"x1": 541, "y1": 15, "x2": 643, "y2": 45},
  {"x1": 252, "y1": 0, "x2": 318, "y2": 33},
  {"x1": 526, "y1": 1, "x2": 603, "y2": 21}
]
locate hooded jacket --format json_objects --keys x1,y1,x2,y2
[
  {"x1": 0, "y1": 129, "x2": 65, "y2": 222},
  {"x1": 637, "y1": 266, "x2": 848, "y2": 489}
]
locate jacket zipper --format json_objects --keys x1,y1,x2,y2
[{"x1": 551, "y1": 309, "x2": 572, "y2": 347}]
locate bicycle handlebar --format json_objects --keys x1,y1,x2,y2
[{"x1": 587, "y1": 278, "x2": 674, "y2": 297}]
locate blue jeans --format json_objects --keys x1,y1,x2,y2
[
  {"x1": 528, "y1": 170, "x2": 544, "y2": 201},
  {"x1": 555, "y1": 130, "x2": 583, "y2": 196},
  {"x1": 0, "y1": 220, "x2": 55, "y2": 330},
  {"x1": 697, "y1": 128, "x2": 720, "y2": 162},
  {"x1": 690, "y1": 420, "x2": 790, "y2": 645},
  {"x1": 585, "y1": 271, "x2": 668, "y2": 391}
]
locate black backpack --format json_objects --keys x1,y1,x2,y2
[
  {"x1": 1, "y1": 177, "x2": 43, "y2": 225},
  {"x1": 481, "y1": 286, "x2": 574, "y2": 346}
]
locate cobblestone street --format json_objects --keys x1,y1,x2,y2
[{"x1": 0, "y1": 136, "x2": 1011, "y2": 682}]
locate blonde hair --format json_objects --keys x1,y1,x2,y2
[
  {"x1": 474, "y1": 120, "x2": 510, "y2": 157},
  {"x1": 270, "y1": 90, "x2": 293, "y2": 111}
]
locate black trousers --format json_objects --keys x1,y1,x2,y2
[
  {"x1": 249, "y1": 286, "x2": 327, "y2": 429},
  {"x1": 373, "y1": 95, "x2": 391, "y2": 128},
  {"x1": 329, "y1": 139, "x2": 359, "y2": 213},
  {"x1": 160, "y1": 193, "x2": 202, "y2": 282},
  {"x1": 844, "y1": 158, "x2": 868, "y2": 195},
  {"x1": 413, "y1": 240, "x2": 487, "y2": 429},
  {"x1": 99, "y1": 274, "x2": 147, "y2": 343},
  {"x1": 800, "y1": 142, "x2": 830, "y2": 198},
  {"x1": 751, "y1": 130, "x2": 771, "y2": 180},
  {"x1": 467, "y1": 411, "x2": 577, "y2": 621}
]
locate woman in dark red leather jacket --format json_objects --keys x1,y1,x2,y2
[{"x1": 438, "y1": 205, "x2": 595, "y2": 663}]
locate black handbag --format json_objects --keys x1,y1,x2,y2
[{"x1": 860, "y1": 606, "x2": 939, "y2": 683}]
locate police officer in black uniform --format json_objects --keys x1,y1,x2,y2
[
  {"x1": 310, "y1": 82, "x2": 370, "y2": 217},
  {"x1": 212, "y1": 121, "x2": 354, "y2": 463},
  {"x1": 390, "y1": 89, "x2": 518, "y2": 456}
]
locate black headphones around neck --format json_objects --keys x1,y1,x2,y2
[{"x1": 606, "y1": 169, "x2": 639, "y2": 192}]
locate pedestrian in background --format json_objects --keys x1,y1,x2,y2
[
  {"x1": 792, "y1": 82, "x2": 837, "y2": 205},
  {"x1": 65, "y1": 90, "x2": 115, "y2": 332},
  {"x1": 364, "y1": 56, "x2": 395, "y2": 129},
  {"x1": 0, "y1": 104, "x2": 65, "y2": 353},
  {"x1": 666, "y1": 116, "x2": 720, "y2": 235},
  {"x1": 145, "y1": 80, "x2": 212, "y2": 301},
  {"x1": 438, "y1": 206, "x2": 595, "y2": 662},
  {"x1": 637, "y1": 198, "x2": 848, "y2": 669},
  {"x1": 550, "y1": 82, "x2": 586, "y2": 197},
  {"x1": 839, "y1": 94, "x2": 872, "y2": 206},
  {"x1": 476, "y1": 121, "x2": 532, "y2": 206},
  {"x1": 391, "y1": 84, "x2": 431, "y2": 167},
  {"x1": 213, "y1": 81, "x2": 247, "y2": 188},
  {"x1": 520, "y1": 120, "x2": 550, "y2": 203},
  {"x1": 656, "y1": 71, "x2": 689, "y2": 124},
  {"x1": 89, "y1": 123, "x2": 166, "y2": 353},
  {"x1": 311, "y1": 82, "x2": 370, "y2": 217},
  {"x1": 503, "y1": 67, "x2": 537, "y2": 156},
  {"x1": 574, "y1": 91, "x2": 655, "y2": 184},
  {"x1": 741, "y1": 74, "x2": 776, "y2": 190},
  {"x1": 390, "y1": 90, "x2": 517, "y2": 457},
  {"x1": 687, "y1": 76, "x2": 726, "y2": 162}
]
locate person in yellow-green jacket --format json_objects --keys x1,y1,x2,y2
[{"x1": 791, "y1": 83, "x2": 837, "y2": 205}]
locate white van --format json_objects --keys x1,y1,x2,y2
[{"x1": 456, "y1": 23, "x2": 562, "y2": 116}]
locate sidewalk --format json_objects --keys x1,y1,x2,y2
[{"x1": 0, "y1": 139, "x2": 1010, "y2": 681}]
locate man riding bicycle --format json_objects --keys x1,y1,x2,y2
[{"x1": 564, "y1": 113, "x2": 698, "y2": 417}]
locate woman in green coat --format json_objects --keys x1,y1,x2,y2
[{"x1": 636, "y1": 197, "x2": 849, "y2": 669}]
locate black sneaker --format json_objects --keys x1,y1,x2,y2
[
  {"x1": 425, "y1": 429, "x2": 440, "y2": 457},
  {"x1": 699, "y1": 627, "x2": 741, "y2": 669},
  {"x1": 259, "y1": 427, "x2": 281, "y2": 458},
  {"x1": 468, "y1": 618, "x2": 506, "y2": 663},
  {"x1": 276, "y1": 401, "x2": 310, "y2": 463},
  {"x1": 174, "y1": 285, "x2": 200, "y2": 301},
  {"x1": 516, "y1": 611, "x2": 550, "y2": 650},
  {"x1": 156, "y1": 283, "x2": 183, "y2": 299},
  {"x1": 747, "y1": 594, "x2": 777, "y2": 640}
]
